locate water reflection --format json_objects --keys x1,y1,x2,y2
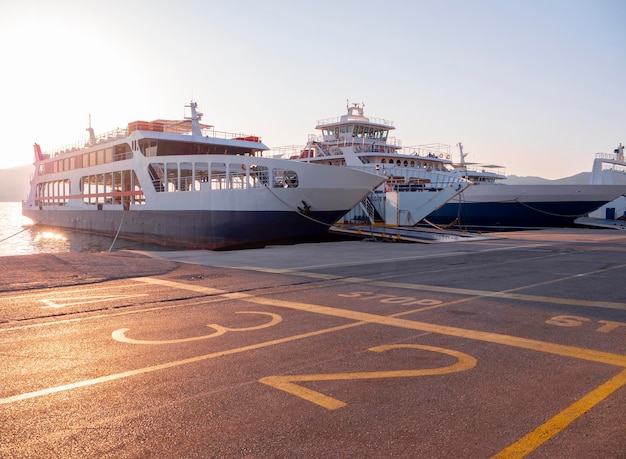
[
  {"x1": 32, "y1": 229, "x2": 70, "y2": 252},
  {"x1": 0, "y1": 202, "x2": 167, "y2": 256}
]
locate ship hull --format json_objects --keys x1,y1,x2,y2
[
  {"x1": 22, "y1": 207, "x2": 350, "y2": 250},
  {"x1": 426, "y1": 184, "x2": 626, "y2": 230}
]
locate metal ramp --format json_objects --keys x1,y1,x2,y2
[
  {"x1": 573, "y1": 216, "x2": 626, "y2": 230},
  {"x1": 329, "y1": 224, "x2": 494, "y2": 243}
]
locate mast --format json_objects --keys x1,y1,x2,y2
[
  {"x1": 186, "y1": 101, "x2": 204, "y2": 136},
  {"x1": 457, "y1": 142, "x2": 468, "y2": 165},
  {"x1": 86, "y1": 114, "x2": 96, "y2": 146}
]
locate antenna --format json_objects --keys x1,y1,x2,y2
[{"x1": 86, "y1": 114, "x2": 96, "y2": 145}]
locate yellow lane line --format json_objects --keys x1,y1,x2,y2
[
  {"x1": 492, "y1": 368, "x2": 626, "y2": 458},
  {"x1": 0, "y1": 320, "x2": 366, "y2": 406},
  {"x1": 241, "y1": 295, "x2": 626, "y2": 367},
  {"x1": 134, "y1": 277, "x2": 626, "y2": 367},
  {"x1": 264, "y1": 267, "x2": 626, "y2": 311}
]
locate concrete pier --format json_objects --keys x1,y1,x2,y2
[{"x1": 1, "y1": 228, "x2": 624, "y2": 457}]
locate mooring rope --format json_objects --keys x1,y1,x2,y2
[
  {"x1": 107, "y1": 212, "x2": 126, "y2": 252},
  {"x1": 263, "y1": 185, "x2": 334, "y2": 227}
]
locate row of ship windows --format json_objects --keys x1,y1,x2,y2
[
  {"x1": 323, "y1": 126, "x2": 389, "y2": 140},
  {"x1": 148, "y1": 162, "x2": 298, "y2": 192},
  {"x1": 40, "y1": 145, "x2": 133, "y2": 175},
  {"x1": 379, "y1": 158, "x2": 447, "y2": 170},
  {"x1": 34, "y1": 164, "x2": 300, "y2": 206}
]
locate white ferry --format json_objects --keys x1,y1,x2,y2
[
  {"x1": 273, "y1": 103, "x2": 471, "y2": 226},
  {"x1": 426, "y1": 143, "x2": 626, "y2": 230},
  {"x1": 22, "y1": 102, "x2": 385, "y2": 250}
]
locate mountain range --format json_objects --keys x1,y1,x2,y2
[{"x1": 0, "y1": 165, "x2": 592, "y2": 202}]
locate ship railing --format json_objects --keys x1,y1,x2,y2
[
  {"x1": 458, "y1": 163, "x2": 506, "y2": 176},
  {"x1": 402, "y1": 143, "x2": 452, "y2": 159},
  {"x1": 595, "y1": 151, "x2": 625, "y2": 163},
  {"x1": 46, "y1": 127, "x2": 129, "y2": 157},
  {"x1": 349, "y1": 165, "x2": 467, "y2": 188},
  {"x1": 306, "y1": 133, "x2": 402, "y2": 149},
  {"x1": 315, "y1": 115, "x2": 394, "y2": 127},
  {"x1": 358, "y1": 196, "x2": 376, "y2": 224},
  {"x1": 199, "y1": 127, "x2": 263, "y2": 143},
  {"x1": 270, "y1": 145, "x2": 307, "y2": 160}
]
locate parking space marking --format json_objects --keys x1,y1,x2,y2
[
  {"x1": 3, "y1": 275, "x2": 623, "y2": 457},
  {"x1": 134, "y1": 277, "x2": 626, "y2": 456},
  {"x1": 493, "y1": 368, "x2": 626, "y2": 458},
  {"x1": 132, "y1": 277, "x2": 626, "y2": 366},
  {"x1": 0, "y1": 320, "x2": 365, "y2": 406},
  {"x1": 230, "y1": 263, "x2": 626, "y2": 312}
]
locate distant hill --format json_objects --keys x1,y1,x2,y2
[
  {"x1": 0, "y1": 165, "x2": 31, "y2": 202},
  {"x1": 502, "y1": 172, "x2": 590, "y2": 185}
]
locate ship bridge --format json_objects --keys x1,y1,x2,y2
[{"x1": 316, "y1": 102, "x2": 395, "y2": 144}]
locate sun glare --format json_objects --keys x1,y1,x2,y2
[{"x1": 33, "y1": 231, "x2": 67, "y2": 243}]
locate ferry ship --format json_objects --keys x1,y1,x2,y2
[
  {"x1": 22, "y1": 102, "x2": 385, "y2": 250},
  {"x1": 576, "y1": 143, "x2": 626, "y2": 228},
  {"x1": 425, "y1": 143, "x2": 626, "y2": 230},
  {"x1": 273, "y1": 102, "x2": 625, "y2": 231},
  {"x1": 272, "y1": 103, "x2": 471, "y2": 226}
]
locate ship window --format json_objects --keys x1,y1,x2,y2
[
  {"x1": 89, "y1": 151, "x2": 97, "y2": 167},
  {"x1": 229, "y1": 163, "x2": 246, "y2": 190},
  {"x1": 140, "y1": 140, "x2": 158, "y2": 157},
  {"x1": 35, "y1": 179, "x2": 70, "y2": 206},
  {"x1": 410, "y1": 161, "x2": 415, "y2": 167},
  {"x1": 194, "y1": 162, "x2": 208, "y2": 190},
  {"x1": 82, "y1": 176, "x2": 91, "y2": 204},
  {"x1": 180, "y1": 162, "x2": 193, "y2": 191},
  {"x1": 131, "y1": 170, "x2": 144, "y2": 205},
  {"x1": 114, "y1": 144, "x2": 132, "y2": 161},
  {"x1": 149, "y1": 163, "x2": 165, "y2": 192},
  {"x1": 250, "y1": 165, "x2": 269, "y2": 187},
  {"x1": 272, "y1": 169, "x2": 298, "y2": 188},
  {"x1": 340, "y1": 125, "x2": 352, "y2": 134},
  {"x1": 211, "y1": 162, "x2": 227, "y2": 190},
  {"x1": 166, "y1": 162, "x2": 178, "y2": 192}
]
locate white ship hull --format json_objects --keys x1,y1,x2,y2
[{"x1": 426, "y1": 183, "x2": 626, "y2": 229}]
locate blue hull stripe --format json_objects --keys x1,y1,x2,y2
[
  {"x1": 23, "y1": 209, "x2": 347, "y2": 250},
  {"x1": 427, "y1": 201, "x2": 609, "y2": 229}
]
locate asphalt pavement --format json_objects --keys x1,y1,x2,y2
[{"x1": 1, "y1": 228, "x2": 625, "y2": 458}]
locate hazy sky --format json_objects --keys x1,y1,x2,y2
[{"x1": 1, "y1": 0, "x2": 624, "y2": 179}]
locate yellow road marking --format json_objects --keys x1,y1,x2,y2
[
  {"x1": 260, "y1": 344, "x2": 477, "y2": 410},
  {"x1": 243, "y1": 295, "x2": 626, "y2": 367},
  {"x1": 225, "y1": 264, "x2": 626, "y2": 311},
  {"x1": 112, "y1": 311, "x2": 282, "y2": 345},
  {"x1": 0, "y1": 320, "x2": 365, "y2": 406},
  {"x1": 133, "y1": 277, "x2": 626, "y2": 367},
  {"x1": 3, "y1": 274, "x2": 623, "y2": 458},
  {"x1": 492, "y1": 368, "x2": 626, "y2": 458}
]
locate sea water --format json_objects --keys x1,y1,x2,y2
[{"x1": 0, "y1": 202, "x2": 164, "y2": 256}]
